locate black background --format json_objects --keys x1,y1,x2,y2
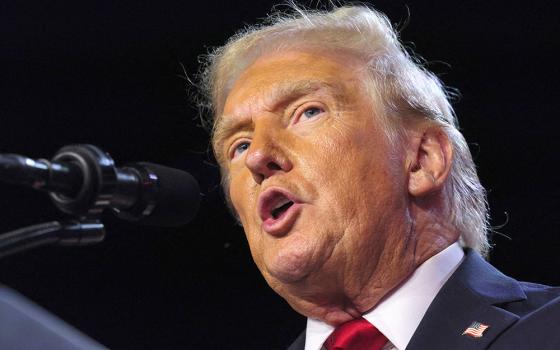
[{"x1": 0, "y1": 1, "x2": 558, "y2": 349}]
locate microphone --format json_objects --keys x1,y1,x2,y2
[{"x1": 0, "y1": 144, "x2": 200, "y2": 227}]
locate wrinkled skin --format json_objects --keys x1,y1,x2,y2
[{"x1": 214, "y1": 50, "x2": 459, "y2": 325}]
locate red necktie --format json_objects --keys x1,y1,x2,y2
[{"x1": 324, "y1": 317, "x2": 388, "y2": 350}]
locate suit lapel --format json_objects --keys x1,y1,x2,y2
[
  {"x1": 286, "y1": 330, "x2": 306, "y2": 350},
  {"x1": 406, "y1": 250, "x2": 526, "y2": 350}
]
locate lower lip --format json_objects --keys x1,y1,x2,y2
[{"x1": 261, "y1": 203, "x2": 303, "y2": 236}]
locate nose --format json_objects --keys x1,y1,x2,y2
[{"x1": 245, "y1": 124, "x2": 292, "y2": 184}]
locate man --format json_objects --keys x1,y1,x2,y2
[{"x1": 198, "y1": 4, "x2": 560, "y2": 350}]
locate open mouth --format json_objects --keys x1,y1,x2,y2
[
  {"x1": 258, "y1": 188, "x2": 302, "y2": 236},
  {"x1": 271, "y1": 199, "x2": 294, "y2": 219}
]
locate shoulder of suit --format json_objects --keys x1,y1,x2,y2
[{"x1": 505, "y1": 280, "x2": 560, "y2": 317}]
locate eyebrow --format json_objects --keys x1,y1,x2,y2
[{"x1": 214, "y1": 79, "x2": 343, "y2": 143}]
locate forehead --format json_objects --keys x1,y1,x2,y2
[{"x1": 233, "y1": 51, "x2": 351, "y2": 94}]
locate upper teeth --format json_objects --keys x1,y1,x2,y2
[{"x1": 273, "y1": 199, "x2": 291, "y2": 210}]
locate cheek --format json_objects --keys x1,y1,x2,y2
[
  {"x1": 307, "y1": 121, "x2": 401, "y2": 221},
  {"x1": 302, "y1": 121, "x2": 380, "y2": 189},
  {"x1": 229, "y1": 171, "x2": 257, "y2": 226},
  {"x1": 228, "y1": 171, "x2": 268, "y2": 261}
]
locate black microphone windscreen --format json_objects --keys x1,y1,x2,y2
[{"x1": 133, "y1": 162, "x2": 200, "y2": 227}]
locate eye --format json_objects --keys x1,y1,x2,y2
[
  {"x1": 301, "y1": 106, "x2": 324, "y2": 120},
  {"x1": 292, "y1": 105, "x2": 326, "y2": 125},
  {"x1": 230, "y1": 141, "x2": 250, "y2": 160}
]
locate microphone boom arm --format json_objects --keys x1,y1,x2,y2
[{"x1": 0, "y1": 220, "x2": 105, "y2": 259}]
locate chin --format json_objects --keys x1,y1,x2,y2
[
  {"x1": 263, "y1": 241, "x2": 316, "y2": 284},
  {"x1": 265, "y1": 256, "x2": 312, "y2": 285}
]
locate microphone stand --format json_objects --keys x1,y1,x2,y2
[
  {"x1": 1, "y1": 143, "x2": 201, "y2": 258},
  {"x1": 0, "y1": 144, "x2": 119, "y2": 259},
  {"x1": 0, "y1": 220, "x2": 105, "y2": 259}
]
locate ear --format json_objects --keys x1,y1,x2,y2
[{"x1": 407, "y1": 127, "x2": 453, "y2": 197}]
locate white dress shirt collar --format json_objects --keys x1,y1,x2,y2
[{"x1": 304, "y1": 242, "x2": 464, "y2": 350}]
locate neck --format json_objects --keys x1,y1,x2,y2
[{"x1": 282, "y1": 196, "x2": 459, "y2": 326}]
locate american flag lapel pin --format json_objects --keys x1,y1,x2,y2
[{"x1": 462, "y1": 321, "x2": 490, "y2": 338}]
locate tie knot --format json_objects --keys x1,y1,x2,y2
[{"x1": 324, "y1": 317, "x2": 388, "y2": 350}]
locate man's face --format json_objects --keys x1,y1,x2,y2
[{"x1": 215, "y1": 51, "x2": 412, "y2": 316}]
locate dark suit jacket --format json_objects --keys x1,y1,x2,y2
[{"x1": 287, "y1": 249, "x2": 560, "y2": 349}]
